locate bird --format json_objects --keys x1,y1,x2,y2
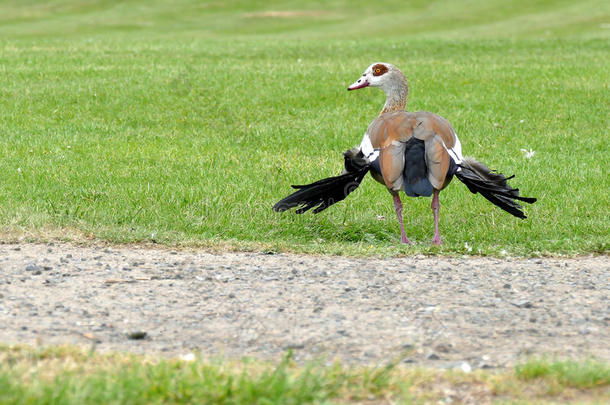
[{"x1": 273, "y1": 62, "x2": 537, "y2": 245}]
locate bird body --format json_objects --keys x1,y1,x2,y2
[
  {"x1": 273, "y1": 62, "x2": 536, "y2": 244},
  {"x1": 364, "y1": 110, "x2": 461, "y2": 193}
]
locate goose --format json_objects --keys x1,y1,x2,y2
[{"x1": 273, "y1": 62, "x2": 536, "y2": 244}]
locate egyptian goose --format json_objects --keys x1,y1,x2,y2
[{"x1": 273, "y1": 62, "x2": 536, "y2": 244}]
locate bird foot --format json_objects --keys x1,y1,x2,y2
[
  {"x1": 401, "y1": 236, "x2": 412, "y2": 245},
  {"x1": 431, "y1": 236, "x2": 442, "y2": 246}
]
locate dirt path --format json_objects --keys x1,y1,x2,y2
[{"x1": 0, "y1": 243, "x2": 607, "y2": 369}]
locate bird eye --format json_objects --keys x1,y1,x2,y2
[{"x1": 372, "y1": 64, "x2": 387, "y2": 76}]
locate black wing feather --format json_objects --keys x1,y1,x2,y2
[
  {"x1": 455, "y1": 158, "x2": 537, "y2": 219},
  {"x1": 273, "y1": 149, "x2": 370, "y2": 214}
]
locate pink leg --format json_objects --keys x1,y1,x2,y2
[
  {"x1": 392, "y1": 193, "x2": 411, "y2": 244},
  {"x1": 431, "y1": 189, "x2": 442, "y2": 245}
]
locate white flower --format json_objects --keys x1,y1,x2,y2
[
  {"x1": 464, "y1": 242, "x2": 472, "y2": 252},
  {"x1": 520, "y1": 148, "x2": 535, "y2": 159}
]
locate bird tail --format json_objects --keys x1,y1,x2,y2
[
  {"x1": 455, "y1": 158, "x2": 537, "y2": 219},
  {"x1": 272, "y1": 148, "x2": 370, "y2": 214}
]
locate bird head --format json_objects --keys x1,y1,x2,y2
[{"x1": 347, "y1": 62, "x2": 398, "y2": 91}]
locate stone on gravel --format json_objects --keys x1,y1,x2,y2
[
  {"x1": 127, "y1": 331, "x2": 148, "y2": 340},
  {"x1": 512, "y1": 300, "x2": 534, "y2": 308},
  {"x1": 25, "y1": 264, "x2": 40, "y2": 272},
  {"x1": 283, "y1": 343, "x2": 305, "y2": 350}
]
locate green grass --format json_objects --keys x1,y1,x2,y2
[
  {"x1": 1, "y1": 345, "x2": 608, "y2": 404},
  {"x1": 516, "y1": 358, "x2": 610, "y2": 390},
  {"x1": 0, "y1": 1, "x2": 608, "y2": 255}
]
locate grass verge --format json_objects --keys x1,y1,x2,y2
[{"x1": 0, "y1": 345, "x2": 608, "y2": 404}]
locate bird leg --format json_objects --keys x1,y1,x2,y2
[
  {"x1": 431, "y1": 189, "x2": 442, "y2": 245},
  {"x1": 392, "y1": 193, "x2": 411, "y2": 244}
]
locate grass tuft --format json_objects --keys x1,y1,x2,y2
[{"x1": 516, "y1": 358, "x2": 610, "y2": 389}]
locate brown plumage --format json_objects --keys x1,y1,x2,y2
[
  {"x1": 367, "y1": 111, "x2": 457, "y2": 191},
  {"x1": 273, "y1": 62, "x2": 536, "y2": 244}
]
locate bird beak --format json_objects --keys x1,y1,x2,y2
[{"x1": 348, "y1": 78, "x2": 369, "y2": 91}]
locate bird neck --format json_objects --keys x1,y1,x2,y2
[{"x1": 380, "y1": 73, "x2": 408, "y2": 114}]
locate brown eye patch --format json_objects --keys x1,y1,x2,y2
[{"x1": 372, "y1": 63, "x2": 388, "y2": 76}]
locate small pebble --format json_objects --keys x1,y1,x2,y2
[{"x1": 127, "y1": 331, "x2": 148, "y2": 340}]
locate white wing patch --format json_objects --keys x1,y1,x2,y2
[
  {"x1": 441, "y1": 131, "x2": 463, "y2": 166},
  {"x1": 359, "y1": 133, "x2": 379, "y2": 162},
  {"x1": 361, "y1": 131, "x2": 460, "y2": 168}
]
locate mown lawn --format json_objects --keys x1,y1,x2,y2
[
  {"x1": 1, "y1": 345, "x2": 608, "y2": 404},
  {"x1": 0, "y1": 0, "x2": 608, "y2": 256}
]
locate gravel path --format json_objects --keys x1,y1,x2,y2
[{"x1": 0, "y1": 243, "x2": 608, "y2": 369}]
